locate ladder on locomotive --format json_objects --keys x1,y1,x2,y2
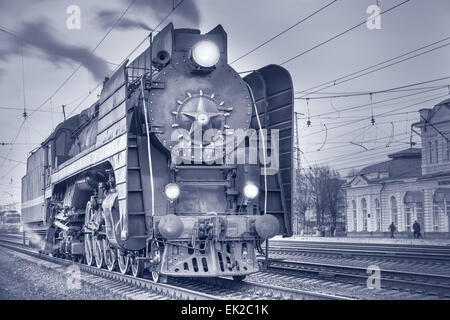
[{"x1": 125, "y1": 134, "x2": 148, "y2": 237}]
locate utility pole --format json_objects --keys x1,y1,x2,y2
[{"x1": 293, "y1": 112, "x2": 302, "y2": 235}]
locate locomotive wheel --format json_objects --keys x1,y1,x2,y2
[
  {"x1": 130, "y1": 254, "x2": 144, "y2": 278},
  {"x1": 117, "y1": 250, "x2": 130, "y2": 275},
  {"x1": 103, "y1": 239, "x2": 117, "y2": 271},
  {"x1": 151, "y1": 271, "x2": 167, "y2": 283},
  {"x1": 84, "y1": 201, "x2": 94, "y2": 266},
  {"x1": 84, "y1": 234, "x2": 94, "y2": 266},
  {"x1": 151, "y1": 271, "x2": 160, "y2": 283},
  {"x1": 93, "y1": 237, "x2": 104, "y2": 268}
]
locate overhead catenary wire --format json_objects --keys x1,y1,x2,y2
[
  {"x1": 67, "y1": 0, "x2": 189, "y2": 117},
  {"x1": 302, "y1": 84, "x2": 449, "y2": 119},
  {"x1": 280, "y1": 0, "x2": 412, "y2": 66},
  {"x1": 301, "y1": 93, "x2": 449, "y2": 139},
  {"x1": 0, "y1": 0, "x2": 139, "y2": 168},
  {"x1": 296, "y1": 36, "x2": 450, "y2": 96},
  {"x1": 0, "y1": 0, "x2": 191, "y2": 194},
  {"x1": 301, "y1": 131, "x2": 412, "y2": 146},
  {"x1": 0, "y1": 0, "x2": 141, "y2": 189},
  {"x1": 295, "y1": 82, "x2": 450, "y2": 100},
  {"x1": 298, "y1": 44, "x2": 450, "y2": 99},
  {"x1": 28, "y1": 0, "x2": 139, "y2": 118},
  {"x1": 230, "y1": 0, "x2": 339, "y2": 65},
  {"x1": 310, "y1": 143, "x2": 410, "y2": 169}
]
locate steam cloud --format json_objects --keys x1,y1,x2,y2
[
  {"x1": 97, "y1": 0, "x2": 201, "y2": 31},
  {"x1": 97, "y1": 9, "x2": 153, "y2": 31},
  {"x1": 0, "y1": 20, "x2": 110, "y2": 81}
]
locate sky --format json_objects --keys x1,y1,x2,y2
[{"x1": 0, "y1": 0, "x2": 449, "y2": 204}]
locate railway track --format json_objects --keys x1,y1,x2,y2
[
  {"x1": 269, "y1": 240, "x2": 450, "y2": 262},
  {"x1": 0, "y1": 235, "x2": 349, "y2": 300},
  {"x1": 261, "y1": 240, "x2": 450, "y2": 299},
  {"x1": 266, "y1": 259, "x2": 450, "y2": 297}
]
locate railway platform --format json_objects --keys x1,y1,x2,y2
[{"x1": 271, "y1": 235, "x2": 450, "y2": 246}]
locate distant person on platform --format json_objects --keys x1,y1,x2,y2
[
  {"x1": 389, "y1": 222, "x2": 396, "y2": 238},
  {"x1": 413, "y1": 220, "x2": 422, "y2": 239}
]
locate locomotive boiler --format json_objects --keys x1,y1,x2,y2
[{"x1": 21, "y1": 23, "x2": 294, "y2": 282}]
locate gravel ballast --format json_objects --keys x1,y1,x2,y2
[{"x1": 0, "y1": 246, "x2": 122, "y2": 300}]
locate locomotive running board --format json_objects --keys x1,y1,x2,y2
[{"x1": 244, "y1": 65, "x2": 294, "y2": 237}]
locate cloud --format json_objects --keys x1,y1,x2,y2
[
  {"x1": 96, "y1": 0, "x2": 201, "y2": 31},
  {"x1": 0, "y1": 19, "x2": 110, "y2": 81}
]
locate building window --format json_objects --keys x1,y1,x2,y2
[
  {"x1": 435, "y1": 140, "x2": 439, "y2": 163},
  {"x1": 433, "y1": 204, "x2": 441, "y2": 232},
  {"x1": 352, "y1": 200, "x2": 357, "y2": 231},
  {"x1": 375, "y1": 199, "x2": 381, "y2": 231},
  {"x1": 432, "y1": 189, "x2": 450, "y2": 232},
  {"x1": 433, "y1": 199, "x2": 450, "y2": 232},
  {"x1": 361, "y1": 198, "x2": 367, "y2": 231},
  {"x1": 445, "y1": 141, "x2": 450, "y2": 161},
  {"x1": 428, "y1": 141, "x2": 433, "y2": 164},
  {"x1": 404, "y1": 204, "x2": 412, "y2": 232},
  {"x1": 404, "y1": 191, "x2": 425, "y2": 233},
  {"x1": 390, "y1": 196, "x2": 398, "y2": 226}
]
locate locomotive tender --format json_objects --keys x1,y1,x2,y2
[{"x1": 21, "y1": 23, "x2": 294, "y2": 282}]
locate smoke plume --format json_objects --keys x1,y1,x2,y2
[
  {"x1": 96, "y1": 0, "x2": 201, "y2": 31},
  {"x1": 97, "y1": 9, "x2": 153, "y2": 31},
  {"x1": 0, "y1": 20, "x2": 110, "y2": 81}
]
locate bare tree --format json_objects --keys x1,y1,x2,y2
[
  {"x1": 293, "y1": 168, "x2": 310, "y2": 234},
  {"x1": 324, "y1": 176, "x2": 346, "y2": 235},
  {"x1": 301, "y1": 165, "x2": 345, "y2": 236}
]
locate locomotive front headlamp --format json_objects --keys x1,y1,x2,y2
[
  {"x1": 164, "y1": 183, "x2": 180, "y2": 201},
  {"x1": 192, "y1": 40, "x2": 220, "y2": 68},
  {"x1": 243, "y1": 183, "x2": 259, "y2": 199}
]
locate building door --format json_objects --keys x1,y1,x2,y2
[
  {"x1": 416, "y1": 202, "x2": 424, "y2": 232},
  {"x1": 404, "y1": 191, "x2": 424, "y2": 234},
  {"x1": 405, "y1": 206, "x2": 412, "y2": 232},
  {"x1": 432, "y1": 188, "x2": 450, "y2": 233}
]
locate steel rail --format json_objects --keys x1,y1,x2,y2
[
  {"x1": 265, "y1": 258, "x2": 450, "y2": 298},
  {"x1": 0, "y1": 236, "x2": 349, "y2": 300}
]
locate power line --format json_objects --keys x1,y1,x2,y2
[
  {"x1": 67, "y1": 0, "x2": 188, "y2": 117},
  {"x1": 295, "y1": 84, "x2": 450, "y2": 100},
  {"x1": 296, "y1": 36, "x2": 450, "y2": 95},
  {"x1": 302, "y1": 131, "x2": 413, "y2": 148},
  {"x1": 27, "y1": 0, "x2": 139, "y2": 119},
  {"x1": 313, "y1": 144, "x2": 411, "y2": 171},
  {"x1": 304, "y1": 85, "x2": 449, "y2": 119},
  {"x1": 301, "y1": 92, "x2": 448, "y2": 137},
  {"x1": 419, "y1": 115, "x2": 450, "y2": 143},
  {"x1": 297, "y1": 43, "x2": 450, "y2": 98},
  {"x1": 230, "y1": 0, "x2": 339, "y2": 65},
  {"x1": 0, "y1": 106, "x2": 59, "y2": 113},
  {"x1": 280, "y1": 0, "x2": 412, "y2": 66},
  {"x1": 300, "y1": 93, "x2": 449, "y2": 139},
  {"x1": 0, "y1": 155, "x2": 26, "y2": 164},
  {"x1": 0, "y1": 1, "x2": 139, "y2": 180}
]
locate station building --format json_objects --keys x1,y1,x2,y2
[{"x1": 344, "y1": 98, "x2": 450, "y2": 238}]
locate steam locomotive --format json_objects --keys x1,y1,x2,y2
[{"x1": 21, "y1": 23, "x2": 293, "y2": 282}]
